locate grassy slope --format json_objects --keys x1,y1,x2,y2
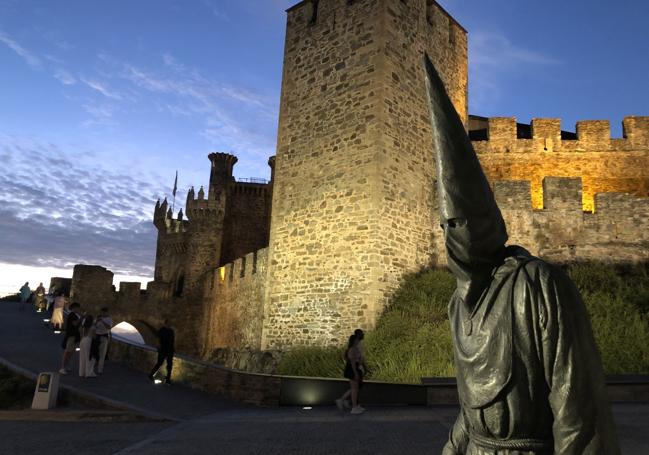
[{"x1": 278, "y1": 263, "x2": 649, "y2": 383}]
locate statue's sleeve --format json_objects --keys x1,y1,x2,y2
[
  {"x1": 538, "y1": 266, "x2": 620, "y2": 455},
  {"x1": 442, "y1": 407, "x2": 469, "y2": 455}
]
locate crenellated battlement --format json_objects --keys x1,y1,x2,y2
[
  {"x1": 214, "y1": 248, "x2": 269, "y2": 288},
  {"x1": 185, "y1": 187, "x2": 225, "y2": 221},
  {"x1": 286, "y1": 0, "x2": 466, "y2": 39},
  {"x1": 473, "y1": 116, "x2": 649, "y2": 212},
  {"x1": 232, "y1": 182, "x2": 271, "y2": 196},
  {"x1": 153, "y1": 198, "x2": 188, "y2": 234},
  {"x1": 473, "y1": 116, "x2": 649, "y2": 153},
  {"x1": 493, "y1": 176, "x2": 649, "y2": 214},
  {"x1": 491, "y1": 176, "x2": 649, "y2": 263}
]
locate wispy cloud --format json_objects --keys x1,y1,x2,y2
[
  {"x1": 0, "y1": 135, "x2": 167, "y2": 276},
  {"x1": 81, "y1": 102, "x2": 116, "y2": 127},
  {"x1": 0, "y1": 30, "x2": 41, "y2": 69},
  {"x1": 80, "y1": 76, "x2": 123, "y2": 100},
  {"x1": 97, "y1": 52, "x2": 278, "y2": 175},
  {"x1": 53, "y1": 67, "x2": 76, "y2": 85},
  {"x1": 201, "y1": 0, "x2": 230, "y2": 22},
  {"x1": 471, "y1": 31, "x2": 560, "y2": 68},
  {"x1": 469, "y1": 31, "x2": 560, "y2": 113}
]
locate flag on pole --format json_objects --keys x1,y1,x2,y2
[{"x1": 172, "y1": 171, "x2": 178, "y2": 198}]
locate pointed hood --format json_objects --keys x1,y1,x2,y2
[{"x1": 423, "y1": 54, "x2": 508, "y2": 305}]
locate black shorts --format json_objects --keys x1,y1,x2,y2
[{"x1": 343, "y1": 361, "x2": 363, "y2": 384}]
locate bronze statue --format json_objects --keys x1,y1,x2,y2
[{"x1": 423, "y1": 54, "x2": 620, "y2": 455}]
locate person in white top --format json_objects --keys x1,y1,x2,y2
[
  {"x1": 94, "y1": 307, "x2": 113, "y2": 375},
  {"x1": 79, "y1": 314, "x2": 97, "y2": 378}
]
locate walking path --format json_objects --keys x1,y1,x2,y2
[{"x1": 1, "y1": 301, "x2": 648, "y2": 454}]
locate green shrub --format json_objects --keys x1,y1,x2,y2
[
  {"x1": 277, "y1": 346, "x2": 344, "y2": 379},
  {"x1": 277, "y1": 262, "x2": 649, "y2": 383},
  {"x1": 0, "y1": 365, "x2": 34, "y2": 409}
]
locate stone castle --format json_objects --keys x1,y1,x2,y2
[{"x1": 68, "y1": 0, "x2": 649, "y2": 359}]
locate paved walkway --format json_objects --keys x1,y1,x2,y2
[{"x1": 1, "y1": 301, "x2": 648, "y2": 454}]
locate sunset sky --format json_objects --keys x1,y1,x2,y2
[{"x1": 1, "y1": 0, "x2": 648, "y2": 296}]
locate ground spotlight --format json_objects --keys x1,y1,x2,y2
[
  {"x1": 302, "y1": 407, "x2": 312, "y2": 410},
  {"x1": 154, "y1": 379, "x2": 163, "y2": 385},
  {"x1": 54, "y1": 330, "x2": 61, "y2": 334},
  {"x1": 75, "y1": 348, "x2": 80, "y2": 351},
  {"x1": 43, "y1": 319, "x2": 50, "y2": 322}
]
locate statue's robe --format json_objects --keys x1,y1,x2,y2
[{"x1": 442, "y1": 247, "x2": 620, "y2": 455}]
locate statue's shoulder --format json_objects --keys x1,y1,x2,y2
[{"x1": 503, "y1": 246, "x2": 563, "y2": 282}]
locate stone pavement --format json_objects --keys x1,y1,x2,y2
[{"x1": 1, "y1": 301, "x2": 649, "y2": 454}]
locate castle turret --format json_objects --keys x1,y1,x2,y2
[
  {"x1": 208, "y1": 152, "x2": 238, "y2": 199},
  {"x1": 185, "y1": 187, "x2": 195, "y2": 210},
  {"x1": 153, "y1": 198, "x2": 168, "y2": 230},
  {"x1": 268, "y1": 155, "x2": 276, "y2": 184}
]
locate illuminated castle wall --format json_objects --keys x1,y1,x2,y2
[{"x1": 70, "y1": 0, "x2": 649, "y2": 359}]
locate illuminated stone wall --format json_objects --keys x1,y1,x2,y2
[
  {"x1": 474, "y1": 117, "x2": 649, "y2": 212},
  {"x1": 493, "y1": 176, "x2": 649, "y2": 263},
  {"x1": 202, "y1": 248, "x2": 269, "y2": 354},
  {"x1": 263, "y1": 0, "x2": 468, "y2": 349}
]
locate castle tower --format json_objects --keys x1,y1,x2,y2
[
  {"x1": 208, "y1": 152, "x2": 238, "y2": 199},
  {"x1": 263, "y1": 0, "x2": 468, "y2": 348}
]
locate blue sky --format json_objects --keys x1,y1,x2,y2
[{"x1": 1, "y1": 0, "x2": 648, "y2": 295}]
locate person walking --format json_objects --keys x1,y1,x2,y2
[
  {"x1": 148, "y1": 319, "x2": 175, "y2": 385},
  {"x1": 34, "y1": 282, "x2": 46, "y2": 312},
  {"x1": 51, "y1": 292, "x2": 66, "y2": 330},
  {"x1": 19, "y1": 282, "x2": 30, "y2": 311},
  {"x1": 336, "y1": 329, "x2": 366, "y2": 414},
  {"x1": 78, "y1": 314, "x2": 97, "y2": 378},
  {"x1": 94, "y1": 307, "x2": 113, "y2": 375},
  {"x1": 60, "y1": 303, "x2": 82, "y2": 374},
  {"x1": 45, "y1": 284, "x2": 57, "y2": 312}
]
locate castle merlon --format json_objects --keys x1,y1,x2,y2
[
  {"x1": 213, "y1": 248, "x2": 269, "y2": 288},
  {"x1": 285, "y1": 0, "x2": 468, "y2": 33},
  {"x1": 493, "y1": 176, "x2": 649, "y2": 214},
  {"x1": 475, "y1": 116, "x2": 649, "y2": 152}
]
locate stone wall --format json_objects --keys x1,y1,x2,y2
[
  {"x1": 203, "y1": 248, "x2": 269, "y2": 352},
  {"x1": 494, "y1": 177, "x2": 649, "y2": 263},
  {"x1": 69, "y1": 265, "x2": 115, "y2": 308},
  {"x1": 108, "y1": 339, "x2": 282, "y2": 406},
  {"x1": 49, "y1": 277, "x2": 71, "y2": 296},
  {"x1": 221, "y1": 183, "x2": 273, "y2": 265},
  {"x1": 474, "y1": 116, "x2": 649, "y2": 212},
  {"x1": 264, "y1": 0, "x2": 468, "y2": 349}
]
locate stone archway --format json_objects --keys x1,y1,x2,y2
[{"x1": 112, "y1": 320, "x2": 159, "y2": 347}]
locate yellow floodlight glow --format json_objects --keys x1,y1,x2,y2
[{"x1": 219, "y1": 267, "x2": 225, "y2": 281}]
